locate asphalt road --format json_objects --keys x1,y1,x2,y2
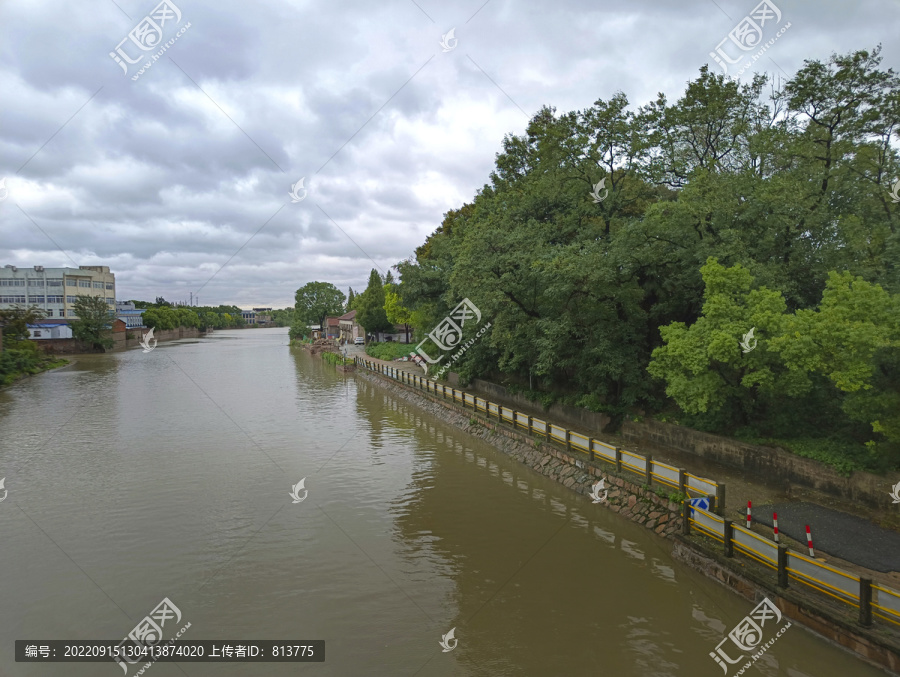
[{"x1": 753, "y1": 502, "x2": 900, "y2": 573}]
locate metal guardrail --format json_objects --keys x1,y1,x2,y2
[{"x1": 357, "y1": 356, "x2": 900, "y2": 630}]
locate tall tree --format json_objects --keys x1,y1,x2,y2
[
  {"x1": 294, "y1": 281, "x2": 346, "y2": 330},
  {"x1": 356, "y1": 269, "x2": 393, "y2": 338},
  {"x1": 71, "y1": 296, "x2": 114, "y2": 350}
]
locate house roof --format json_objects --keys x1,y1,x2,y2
[
  {"x1": 325, "y1": 317, "x2": 340, "y2": 326},
  {"x1": 338, "y1": 310, "x2": 357, "y2": 321},
  {"x1": 28, "y1": 322, "x2": 69, "y2": 328}
]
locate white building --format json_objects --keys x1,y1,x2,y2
[
  {"x1": 0, "y1": 264, "x2": 115, "y2": 321},
  {"x1": 27, "y1": 322, "x2": 74, "y2": 339},
  {"x1": 116, "y1": 300, "x2": 146, "y2": 328}
]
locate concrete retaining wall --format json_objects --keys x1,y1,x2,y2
[
  {"x1": 470, "y1": 378, "x2": 612, "y2": 433},
  {"x1": 622, "y1": 418, "x2": 900, "y2": 510}
]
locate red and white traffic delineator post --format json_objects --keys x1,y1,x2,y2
[
  {"x1": 746, "y1": 500, "x2": 752, "y2": 529},
  {"x1": 773, "y1": 512, "x2": 779, "y2": 543},
  {"x1": 806, "y1": 524, "x2": 815, "y2": 557}
]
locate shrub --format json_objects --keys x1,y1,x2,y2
[
  {"x1": 0, "y1": 342, "x2": 68, "y2": 386},
  {"x1": 365, "y1": 342, "x2": 413, "y2": 361},
  {"x1": 321, "y1": 351, "x2": 354, "y2": 366}
]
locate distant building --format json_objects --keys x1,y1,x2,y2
[
  {"x1": 252, "y1": 307, "x2": 273, "y2": 326},
  {"x1": 0, "y1": 264, "x2": 115, "y2": 322},
  {"x1": 116, "y1": 301, "x2": 146, "y2": 329},
  {"x1": 323, "y1": 316, "x2": 340, "y2": 339},
  {"x1": 27, "y1": 322, "x2": 73, "y2": 339},
  {"x1": 338, "y1": 310, "x2": 361, "y2": 342}
]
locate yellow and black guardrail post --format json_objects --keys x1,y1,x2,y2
[
  {"x1": 777, "y1": 544, "x2": 789, "y2": 588},
  {"x1": 860, "y1": 578, "x2": 873, "y2": 627},
  {"x1": 724, "y1": 519, "x2": 734, "y2": 557}
]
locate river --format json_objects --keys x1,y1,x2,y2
[{"x1": 0, "y1": 328, "x2": 887, "y2": 676}]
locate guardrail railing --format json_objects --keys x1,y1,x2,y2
[{"x1": 357, "y1": 355, "x2": 900, "y2": 631}]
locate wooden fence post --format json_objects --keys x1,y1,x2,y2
[
  {"x1": 645, "y1": 455, "x2": 653, "y2": 487},
  {"x1": 682, "y1": 501, "x2": 691, "y2": 535},
  {"x1": 589, "y1": 439, "x2": 595, "y2": 462},
  {"x1": 615, "y1": 448, "x2": 622, "y2": 472},
  {"x1": 716, "y1": 483, "x2": 726, "y2": 517},
  {"x1": 723, "y1": 520, "x2": 734, "y2": 557},
  {"x1": 565, "y1": 430, "x2": 572, "y2": 452},
  {"x1": 677, "y1": 469, "x2": 686, "y2": 495}
]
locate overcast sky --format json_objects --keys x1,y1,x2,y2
[{"x1": 2, "y1": 0, "x2": 899, "y2": 309}]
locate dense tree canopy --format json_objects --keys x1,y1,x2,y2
[
  {"x1": 356, "y1": 269, "x2": 393, "y2": 336},
  {"x1": 389, "y1": 46, "x2": 900, "y2": 470}
]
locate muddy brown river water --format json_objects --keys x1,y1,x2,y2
[{"x1": 0, "y1": 328, "x2": 889, "y2": 676}]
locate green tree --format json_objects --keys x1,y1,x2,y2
[
  {"x1": 0, "y1": 306, "x2": 46, "y2": 342},
  {"x1": 71, "y1": 296, "x2": 114, "y2": 350},
  {"x1": 356, "y1": 269, "x2": 392, "y2": 338},
  {"x1": 384, "y1": 290, "x2": 413, "y2": 343},
  {"x1": 347, "y1": 288, "x2": 356, "y2": 311},
  {"x1": 294, "y1": 281, "x2": 346, "y2": 329}
]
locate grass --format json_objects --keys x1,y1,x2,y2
[
  {"x1": 365, "y1": 342, "x2": 413, "y2": 361},
  {"x1": 0, "y1": 342, "x2": 69, "y2": 386},
  {"x1": 321, "y1": 351, "x2": 354, "y2": 366}
]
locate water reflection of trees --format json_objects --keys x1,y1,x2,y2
[{"x1": 357, "y1": 379, "x2": 698, "y2": 674}]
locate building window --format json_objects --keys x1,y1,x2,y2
[
  {"x1": 0, "y1": 279, "x2": 25, "y2": 287},
  {"x1": 33, "y1": 331, "x2": 42, "y2": 337},
  {"x1": 28, "y1": 279, "x2": 44, "y2": 286},
  {"x1": 93, "y1": 281, "x2": 103, "y2": 289},
  {"x1": 106, "y1": 297, "x2": 115, "y2": 304},
  {"x1": 78, "y1": 280, "x2": 91, "y2": 288},
  {"x1": 47, "y1": 295, "x2": 64, "y2": 303},
  {"x1": 66, "y1": 278, "x2": 77, "y2": 286},
  {"x1": 0, "y1": 295, "x2": 26, "y2": 303},
  {"x1": 45, "y1": 309, "x2": 53, "y2": 317},
  {"x1": 66, "y1": 295, "x2": 77, "y2": 303},
  {"x1": 106, "y1": 283, "x2": 114, "y2": 290},
  {"x1": 47, "y1": 279, "x2": 62, "y2": 287},
  {"x1": 29, "y1": 295, "x2": 45, "y2": 304}
]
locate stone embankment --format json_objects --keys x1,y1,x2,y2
[
  {"x1": 357, "y1": 368, "x2": 685, "y2": 537},
  {"x1": 356, "y1": 364, "x2": 900, "y2": 675}
]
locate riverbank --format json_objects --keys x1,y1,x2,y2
[
  {"x1": 355, "y1": 360, "x2": 900, "y2": 674},
  {"x1": 0, "y1": 342, "x2": 69, "y2": 387}
]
